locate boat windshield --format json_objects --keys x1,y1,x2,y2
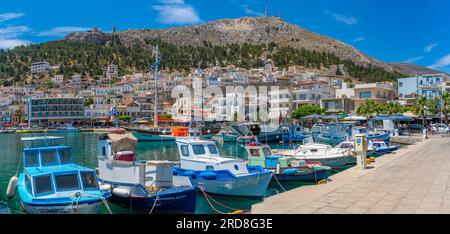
[
  {"x1": 40, "y1": 150, "x2": 58, "y2": 166},
  {"x1": 81, "y1": 171, "x2": 98, "y2": 189},
  {"x1": 192, "y1": 145, "x2": 206, "y2": 155},
  {"x1": 54, "y1": 174, "x2": 80, "y2": 191},
  {"x1": 207, "y1": 144, "x2": 218, "y2": 155},
  {"x1": 34, "y1": 174, "x2": 54, "y2": 196},
  {"x1": 262, "y1": 147, "x2": 272, "y2": 156}
]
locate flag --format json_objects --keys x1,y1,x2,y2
[
  {"x1": 438, "y1": 98, "x2": 443, "y2": 110},
  {"x1": 149, "y1": 61, "x2": 161, "y2": 70}
]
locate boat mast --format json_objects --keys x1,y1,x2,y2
[{"x1": 153, "y1": 44, "x2": 160, "y2": 128}]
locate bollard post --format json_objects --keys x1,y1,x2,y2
[{"x1": 354, "y1": 134, "x2": 368, "y2": 169}]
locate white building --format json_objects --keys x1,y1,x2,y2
[
  {"x1": 336, "y1": 82, "x2": 355, "y2": 98},
  {"x1": 31, "y1": 61, "x2": 51, "y2": 74},
  {"x1": 51, "y1": 75, "x2": 64, "y2": 84},
  {"x1": 106, "y1": 64, "x2": 119, "y2": 79}
]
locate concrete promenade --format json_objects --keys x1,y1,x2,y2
[{"x1": 252, "y1": 135, "x2": 450, "y2": 214}]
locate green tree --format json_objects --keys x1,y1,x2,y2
[
  {"x1": 291, "y1": 105, "x2": 323, "y2": 119},
  {"x1": 441, "y1": 92, "x2": 450, "y2": 124},
  {"x1": 159, "y1": 113, "x2": 172, "y2": 119},
  {"x1": 84, "y1": 97, "x2": 94, "y2": 107},
  {"x1": 117, "y1": 115, "x2": 132, "y2": 123}
]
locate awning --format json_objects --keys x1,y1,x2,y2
[
  {"x1": 372, "y1": 115, "x2": 414, "y2": 122},
  {"x1": 344, "y1": 115, "x2": 367, "y2": 121}
]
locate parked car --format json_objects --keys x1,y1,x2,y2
[
  {"x1": 407, "y1": 124, "x2": 423, "y2": 134},
  {"x1": 432, "y1": 124, "x2": 449, "y2": 134}
]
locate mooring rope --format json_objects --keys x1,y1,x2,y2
[{"x1": 271, "y1": 172, "x2": 286, "y2": 192}]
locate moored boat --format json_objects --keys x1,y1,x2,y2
[
  {"x1": 173, "y1": 137, "x2": 272, "y2": 198},
  {"x1": 368, "y1": 140, "x2": 399, "y2": 155},
  {"x1": 97, "y1": 133, "x2": 197, "y2": 214},
  {"x1": 272, "y1": 143, "x2": 356, "y2": 169},
  {"x1": 246, "y1": 142, "x2": 330, "y2": 182},
  {"x1": 8, "y1": 136, "x2": 111, "y2": 214}
]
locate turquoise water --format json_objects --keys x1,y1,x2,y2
[{"x1": 0, "y1": 132, "x2": 352, "y2": 214}]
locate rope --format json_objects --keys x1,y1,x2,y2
[
  {"x1": 271, "y1": 172, "x2": 286, "y2": 192},
  {"x1": 149, "y1": 189, "x2": 163, "y2": 214},
  {"x1": 199, "y1": 187, "x2": 226, "y2": 214}
]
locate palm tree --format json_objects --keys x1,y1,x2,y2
[
  {"x1": 413, "y1": 96, "x2": 428, "y2": 118},
  {"x1": 357, "y1": 100, "x2": 379, "y2": 117},
  {"x1": 384, "y1": 102, "x2": 402, "y2": 115}
]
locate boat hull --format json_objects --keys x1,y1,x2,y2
[
  {"x1": 132, "y1": 132, "x2": 176, "y2": 141},
  {"x1": 21, "y1": 200, "x2": 103, "y2": 214},
  {"x1": 273, "y1": 168, "x2": 329, "y2": 182},
  {"x1": 174, "y1": 167, "x2": 272, "y2": 198},
  {"x1": 107, "y1": 185, "x2": 197, "y2": 214}
]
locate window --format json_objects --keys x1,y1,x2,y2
[
  {"x1": 262, "y1": 147, "x2": 272, "y2": 156},
  {"x1": 81, "y1": 171, "x2": 98, "y2": 189},
  {"x1": 55, "y1": 174, "x2": 80, "y2": 191},
  {"x1": 40, "y1": 150, "x2": 58, "y2": 165},
  {"x1": 101, "y1": 146, "x2": 106, "y2": 156},
  {"x1": 234, "y1": 165, "x2": 239, "y2": 170},
  {"x1": 207, "y1": 145, "x2": 218, "y2": 154},
  {"x1": 25, "y1": 174, "x2": 32, "y2": 193},
  {"x1": 360, "y1": 91, "x2": 372, "y2": 99},
  {"x1": 181, "y1": 145, "x2": 189, "y2": 157},
  {"x1": 249, "y1": 149, "x2": 261, "y2": 157},
  {"x1": 24, "y1": 150, "x2": 39, "y2": 167},
  {"x1": 34, "y1": 175, "x2": 53, "y2": 195},
  {"x1": 192, "y1": 145, "x2": 206, "y2": 155},
  {"x1": 206, "y1": 166, "x2": 214, "y2": 171},
  {"x1": 59, "y1": 148, "x2": 71, "y2": 164},
  {"x1": 399, "y1": 82, "x2": 403, "y2": 87}
]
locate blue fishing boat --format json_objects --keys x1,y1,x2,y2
[
  {"x1": 314, "y1": 123, "x2": 350, "y2": 146},
  {"x1": 351, "y1": 127, "x2": 390, "y2": 143},
  {"x1": 7, "y1": 136, "x2": 111, "y2": 214},
  {"x1": 368, "y1": 140, "x2": 399, "y2": 156},
  {"x1": 97, "y1": 133, "x2": 197, "y2": 214},
  {"x1": 173, "y1": 137, "x2": 272, "y2": 198},
  {"x1": 246, "y1": 142, "x2": 330, "y2": 182}
]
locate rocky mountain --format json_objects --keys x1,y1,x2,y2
[
  {"x1": 388, "y1": 63, "x2": 447, "y2": 76},
  {"x1": 65, "y1": 16, "x2": 392, "y2": 72}
]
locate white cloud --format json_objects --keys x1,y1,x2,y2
[
  {"x1": 428, "y1": 54, "x2": 450, "y2": 69},
  {"x1": 242, "y1": 5, "x2": 264, "y2": 16},
  {"x1": 152, "y1": 0, "x2": 201, "y2": 25},
  {"x1": 403, "y1": 56, "x2": 425, "y2": 64},
  {"x1": 424, "y1": 43, "x2": 438, "y2": 52},
  {"x1": 37, "y1": 26, "x2": 90, "y2": 36},
  {"x1": 0, "y1": 13, "x2": 25, "y2": 23},
  {"x1": 353, "y1": 37, "x2": 364, "y2": 42},
  {"x1": 326, "y1": 11, "x2": 357, "y2": 25},
  {"x1": 0, "y1": 39, "x2": 30, "y2": 49},
  {"x1": 0, "y1": 26, "x2": 31, "y2": 39}
]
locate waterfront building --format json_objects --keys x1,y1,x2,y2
[
  {"x1": 207, "y1": 76, "x2": 220, "y2": 87},
  {"x1": 51, "y1": 75, "x2": 64, "y2": 84},
  {"x1": 31, "y1": 61, "x2": 51, "y2": 74},
  {"x1": 291, "y1": 81, "x2": 333, "y2": 109},
  {"x1": 398, "y1": 74, "x2": 447, "y2": 105},
  {"x1": 320, "y1": 97, "x2": 355, "y2": 114},
  {"x1": 28, "y1": 97, "x2": 85, "y2": 126},
  {"x1": 353, "y1": 83, "x2": 396, "y2": 110}
]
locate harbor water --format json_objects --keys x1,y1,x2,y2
[{"x1": 0, "y1": 132, "x2": 352, "y2": 214}]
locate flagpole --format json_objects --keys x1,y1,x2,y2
[{"x1": 154, "y1": 44, "x2": 159, "y2": 128}]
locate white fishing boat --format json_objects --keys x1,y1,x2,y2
[
  {"x1": 173, "y1": 137, "x2": 272, "y2": 198},
  {"x1": 272, "y1": 143, "x2": 355, "y2": 169}
]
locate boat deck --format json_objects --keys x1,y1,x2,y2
[{"x1": 252, "y1": 135, "x2": 450, "y2": 214}]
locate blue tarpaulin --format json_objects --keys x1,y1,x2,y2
[{"x1": 372, "y1": 115, "x2": 414, "y2": 122}]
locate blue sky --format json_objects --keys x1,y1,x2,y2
[{"x1": 0, "y1": 0, "x2": 449, "y2": 72}]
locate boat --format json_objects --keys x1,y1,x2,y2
[
  {"x1": 127, "y1": 126, "x2": 189, "y2": 141},
  {"x1": 97, "y1": 133, "x2": 197, "y2": 214},
  {"x1": 368, "y1": 140, "x2": 399, "y2": 155},
  {"x1": 232, "y1": 123, "x2": 289, "y2": 143},
  {"x1": 0, "y1": 128, "x2": 15, "y2": 134},
  {"x1": 54, "y1": 125, "x2": 80, "y2": 133},
  {"x1": 211, "y1": 131, "x2": 238, "y2": 144},
  {"x1": 173, "y1": 137, "x2": 273, "y2": 198},
  {"x1": 313, "y1": 123, "x2": 351, "y2": 146},
  {"x1": 246, "y1": 142, "x2": 331, "y2": 182},
  {"x1": 351, "y1": 127, "x2": 390, "y2": 143},
  {"x1": 8, "y1": 136, "x2": 111, "y2": 214},
  {"x1": 272, "y1": 143, "x2": 356, "y2": 169}
]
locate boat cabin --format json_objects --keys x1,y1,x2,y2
[
  {"x1": 245, "y1": 143, "x2": 301, "y2": 169},
  {"x1": 369, "y1": 140, "x2": 388, "y2": 150},
  {"x1": 176, "y1": 138, "x2": 250, "y2": 175},
  {"x1": 97, "y1": 133, "x2": 175, "y2": 188},
  {"x1": 20, "y1": 137, "x2": 98, "y2": 198}
]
